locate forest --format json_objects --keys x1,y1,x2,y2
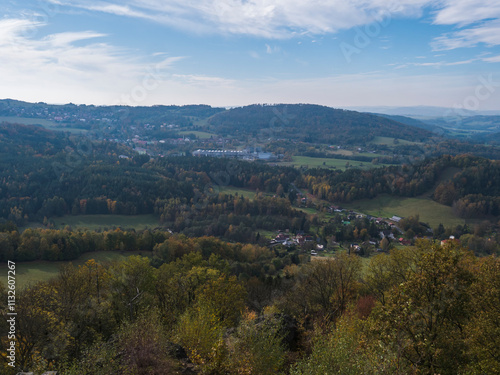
[
  {"x1": 2, "y1": 123, "x2": 500, "y2": 227},
  {"x1": 0, "y1": 238, "x2": 498, "y2": 374},
  {"x1": 1, "y1": 116, "x2": 500, "y2": 374},
  {"x1": 207, "y1": 104, "x2": 433, "y2": 144}
]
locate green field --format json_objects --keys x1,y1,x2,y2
[
  {"x1": 0, "y1": 116, "x2": 87, "y2": 134},
  {"x1": 297, "y1": 207, "x2": 319, "y2": 215},
  {"x1": 219, "y1": 186, "x2": 260, "y2": 200},
  {"x1": 370, "y1": 136, "x2": 423, "y2": 146},
  {"x1": 52, "y1": 214, "x2": 160, "y2": 230},
  {"x1": 178, "y1": 130, "x2": 216, "y2": 139},
  {"x1": 343, "y1": 194, "x2": 465, "y2": 228},
  {"x1": 0, "y1": 116, "x2": 56, "y2": 127},
  {"x1": 1, "y1": 251, "x2": 153, "y2": 289},
  {"x1": 277, "y1": 156, "x2": 386, "y2": 171}
]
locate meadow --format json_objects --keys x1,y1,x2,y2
[
  {"x1": 343, "y1": 194, "x2": 466, "y2": 228},
  {"x1": 0, "y1": 116, "x2": 88, "y2": 134},
  {"x1": 0, "y1": 116, "x2": 56, "y2": 127},
  {"x1": 219, "y1": 186, "x2": 262, "y2": 200},
  {"x1": 1, "y1": 250, "x2": 153, "y2": 290},
  {"x1": 369, "y1": 136, "x2": 424, "y2": 146},
  {"x1": 277, "y1": 156, "x2": 387, "y2": 171},
  {"x1": 177, "y1": 130, "x2": 217, "y2": 139},
  {"x1": 52, "y1": 214, "x2": 160, "y2": 231}
]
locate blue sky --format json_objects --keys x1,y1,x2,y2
[{"x1": 2, "y1": 0, "x2": 500, "y2": 110}]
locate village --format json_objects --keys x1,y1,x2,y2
[{"x1": 267, "y1": 205, "x2": 448, "y2": 257}]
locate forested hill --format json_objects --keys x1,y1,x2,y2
[
  {"x1": 208, "y1": 104, "x2": 434, "y2": 143},
  {"x1": 0, "y1": 99, "x2": 226, "y2": 128},
  {"x1": 374, "y1": 113, "x2": 443, "y2": 133}
]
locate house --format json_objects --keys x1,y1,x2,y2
[
  {"x1": 398, "y1": 237, "x2": 411, "y2": 246},
  {"x1": 329, "y1": 205, "x2": 343, "y2": 212},
  {"x1": 296, "y1": 235, "x2": 306, "y2": 245},
  {"x1": 441, "y1": 235, "x2": 459, "y2": 246},
  {"x1": 275, "y1": 233, "x2": 290, "y2": 243},
  {"x1": 390, "y1": 216, "x2": 402, "y2": 223},
  {"x1": 380, "y1": 230, "x2": 395, "y2": 239}
]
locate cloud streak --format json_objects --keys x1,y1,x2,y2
[
  {"x1": 47, "y1": 0, "x2": 433, "y2": 38},
  {"x1": 0, "y1": 18, "x2": 183, "y2": 104},
  {"x1": 431, "y1": 0, "x2": 500, "y2": 50},
  {"x1": 44, "y1": 0, "x2": 500, "y2": 53}
]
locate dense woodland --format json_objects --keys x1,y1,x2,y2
[
  {"x1": 1, "y1": 238, "x2": 499, "y2": 374},
  {"x1": 207, "y1": 104, "x2": 433, "y2": 144},
  {"x1": 1, "y1": 110, "x2": 500, "y2": 374},
  {"x1": 2, "y1": 123, "x2": 500, "y2": 227}
]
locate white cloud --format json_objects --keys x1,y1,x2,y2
[
  {"x1": 47, "y1": 0, "x2": 433, "y2": 38},
  {"x1": 0, "y1": 18, "x2": 183, "y2": 104},
  {"x1": 431, "y1": 19, "x2": 500, "y2": 50},
  {"x1": 171, "y1": 74, "x2": 236, "y2": 87},
  {"x1": 39, "y1": 1, "x2": 500, "y2": 52},
  {"x1": 431, "y1": 1, "x2": 500, "y2": 50},
  {"x1": 433, "y1": 0, "x2": 500, "y2": 27},
  {"x1": 2, "y1": 18, "x2": 496, "y2": 110},
  {"x1": 483, "y1": 55, "x2": 500, "y2": 63}
]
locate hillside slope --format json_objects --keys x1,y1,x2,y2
[{"x1": 208, "y1": 104, "x2": 434, "y2": 144}]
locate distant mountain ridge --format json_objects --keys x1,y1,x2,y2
[{"x1": 347, "y1": 105, "x2": 500, "y2": 117}]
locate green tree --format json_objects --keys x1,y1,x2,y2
[
  {"x1": 109, "y1": 256, "x2": 156, "y2": 322},
  {"x1": 364, "y1": 247, "x2": 419, "y2": 305},
  {"x1": 291, "y1": 312, "x2": 404, "y2": 375},
  {"x1": 176, "y1": 275, "x2": 247, "y2": 372},
  {"x1": 283, "y1": 252, "x2": 362, "y2": 320},
  {"x1": 371, "y1": 240, "x2": 476, "y2": 374},
  {"x1": 228, "y1": 310, "x2": 286, "y2": 375},
  {"x1": 464, "y1": 256, "x2": 500, "y2": 374}
]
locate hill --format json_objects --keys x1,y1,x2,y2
[
  {"x1": 374, "y1": 113, "x2": 445, "y2": 134},
  {"x1": 207, "y1": 104, "x2": 434, "y2": 144}
]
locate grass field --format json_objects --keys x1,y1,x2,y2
[
  {"x1": 219, "y1": 186, "x2": 259, "y2": 200},
  {"x1": 343, "y1": 194, "x2": 465, "y2": 228},
  {"x1": 297, "y1": 207, "x2": 320, "y2": 215},
  {"x1": 0, "y1": 251, "x2": 153, "y2": 289},
  {"x1": 370, "y1": 136, "x2": 423, "y2": 146},
  {"x1": 277, "y1": 156, "x2": 386, "y2": 171},
  {"x1": 0, "y1": 116, "x2": 87, "y2": 134},
  {"x1": 52, "y1": 214, "x2": 160, "y2": 231},
  {"x1": 177, "y1": 130, "x2": 216, "y2": 139},
  {"x1": 0, "y1": 116, "x2": 56, "y2": 127}
]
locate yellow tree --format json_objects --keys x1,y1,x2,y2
[{"x1": 176, "y1": 275, "x2": 247, "y2": 372}]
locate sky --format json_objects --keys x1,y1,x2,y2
[{"x1": 2, "y1": 0, "x2": 500, "y2": 110}]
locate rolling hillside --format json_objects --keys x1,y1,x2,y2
[{"x1": 208, "y1": 104, "x2": 434, "y2": 144}]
